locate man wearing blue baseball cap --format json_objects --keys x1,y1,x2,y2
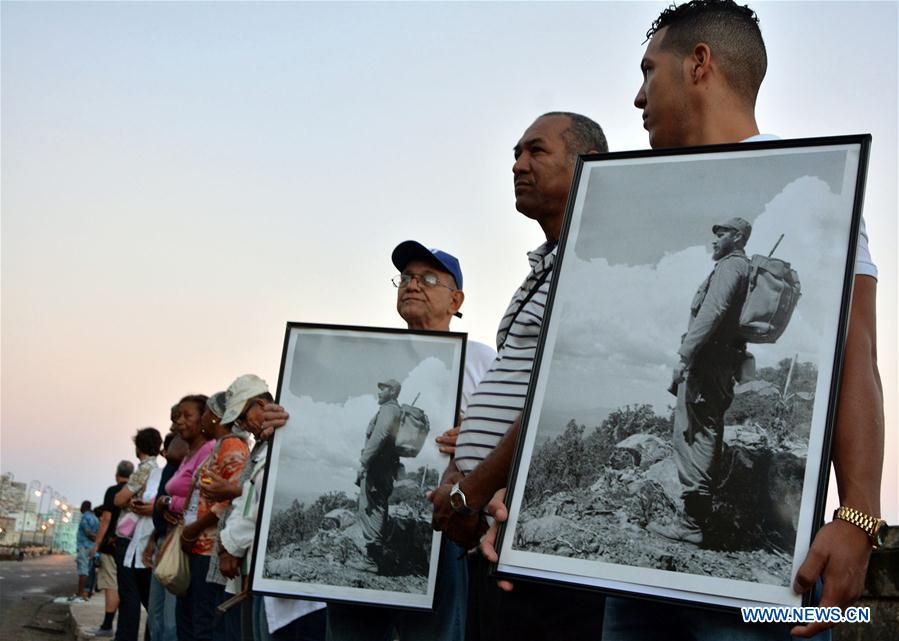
[
  {"x1": 390, "y1": 240, "x2": 466, "y2": 326},
  {"x1": 262, "y1": 240, "x2": 495, "y2": 641}
]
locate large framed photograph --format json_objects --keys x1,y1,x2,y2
[
  {"x1": 495, "y1": 136, "x2": 870, "y2": 609},
  {"x1": 251, "y1": 323, "x2": 466, "y2": 609}
]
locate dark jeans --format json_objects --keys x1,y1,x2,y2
[
  {"x1": 114, "y1": 538, "x2": 151, "y2": 641},
  {"x1": 86, "y1": 555, "x2": 98, "y2": 594},
  {"x1": 212, "y1": 584, "x2": 243, "y2": 641},
  {"x1": 177, "y1": 554, "x2": 217, "y2": 641},
  {"x1": 603, "y1": 591, "x2": 832, "y2": 641},
  {"x1": 466, "y1": 552, "x2": 605, "y2": 641}
]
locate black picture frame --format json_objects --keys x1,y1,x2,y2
[
  {"x1": 250, "y1": 322, "x2": 466, "y2": 610},
  {"x1": 494, "y1": 136, "x2": 871, "y2": 610}
]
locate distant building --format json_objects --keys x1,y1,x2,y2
[
  {"x1": 0, "y1": 516, "x2": 16, "y2": 544},
  {"x1": 0, "y1": 475, "x2": 26, "y2": 517}
]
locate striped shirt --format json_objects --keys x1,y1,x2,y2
[{"x1": 455, "y1": 241, "x2": 555, "y2": 474}]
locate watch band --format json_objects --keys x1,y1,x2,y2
[
  {"x1": 449, "y1": 482, "x2": 475, "y2": 515},
  {"x1": 833, "y1": 506, "x2": 887, "y2": 549}
]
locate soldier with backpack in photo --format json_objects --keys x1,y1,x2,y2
[
  {"x1": 356, "y1": 378, "x2": 405, "y2": 572},
  {"x1": 652, "y1": 216, "x2": 756, "y2": 546},
  {"x1": 654, "y1": 216, "x2": 801, "y2": 548}
]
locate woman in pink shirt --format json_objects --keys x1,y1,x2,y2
[{"x1": 157, "y1": 394, "x2": 214, "y2": 641}]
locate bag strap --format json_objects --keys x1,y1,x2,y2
[{"x1": 499, "y1": 267, "x2": 551, "y2": 350}]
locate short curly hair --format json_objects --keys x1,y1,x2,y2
[
  {"x1": 133, "y1": 426, "x2": 162, "y2": 457},
  {"x1": 647, "y1": 0, "x2": 766, "y2": 105}
]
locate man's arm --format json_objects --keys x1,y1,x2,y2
[
  {"x1": 438, "y1": 457, "x2": 464, "y2": 487},
  {"x1": 87, "y1": 516, "x2": 99, "y2": 537},
  {"x1": 219, "y1": 491, "x2": 255, "y2": 560},
  {"x1": 89, "y1": 512, "x2": 111, "y2": 555},
  {"x1": 80, "y1": 519, "x2": 98, "y2": 541},
  {"x1": 792, "y1": 275, "x2": 884, "y2": 637},
  {"x1": 430, "y1": 416, "x2": 521, "y2": 540},
  {"x1": 458, "y1": 417, "x2": 520, "y2": 509},
  {"x1": 114, "y1": 486, "x2": 135, "y2": 508},
  {"x1": 115, "y1": 464, "x2": 151, "y2": 507}
]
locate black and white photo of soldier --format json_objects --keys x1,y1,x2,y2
[
  {"x1": 355, "y1": 378, "x2": 412, "y2": 572},
  {"x1": 651, "y1": 217, "x2": 756, "y2": 546},
  {"x1": 254, "y1": 326, "x2": 462, "y2": 605},
  {"x1": 500, "y1": 145, "x2": 860, "y2": 601}
]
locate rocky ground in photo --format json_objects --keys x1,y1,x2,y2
[
  {"x1": 264, "y1": 502, "x2": 431, "y2": 594},
  {"x1": 515, "y1": 425, "x2": 804, "y2": 585}
]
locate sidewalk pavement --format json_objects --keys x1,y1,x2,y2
[{"x1": 65, "y1": 592, "x2": 147, "y2": 641}]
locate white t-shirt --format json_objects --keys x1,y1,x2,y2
[
  {"x1": 461, "y1": 340, "x2": 497, "y2": 415},
  {"x1": 124, "y1": 466, "x2": 163, "y2": 568},
  {"x1": 743, "y1": 134, "x2": 877, "y2": 278}
]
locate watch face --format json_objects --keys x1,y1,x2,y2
[
  {"x1": 874, "y1": 523, "x2": 888, "y2": 548},
  {"x1": 449, "y1": 491, "x2": 464, "y2": 511}
]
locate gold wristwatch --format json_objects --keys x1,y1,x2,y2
[{"x1": 833, "y1": 506, "x2": 888, "y2": 550}]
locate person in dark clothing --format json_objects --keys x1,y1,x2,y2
[
  {"x1": 113, "y1": 427, "x2": 163, "y2": 641},
  {"x1": 88, "y1": 460, "x2": 134, "y2": 636}
]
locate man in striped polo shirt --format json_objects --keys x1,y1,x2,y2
[{"x1": 428, "y1": 112, "x2": 610, "y2": 640}]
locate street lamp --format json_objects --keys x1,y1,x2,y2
[
  {"x1": 45, "y1": 491, "x2": 66, "y2": 552},
  {"x1": 19, "y1": 481, "x2": 42, "y2": 549},
  {"x1": 40, "y1": 485, "x2": 54, "y2": 515}
]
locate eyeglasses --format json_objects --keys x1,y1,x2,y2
[{"x1": 391, "y1": 273, "x2": 456, "y2": 291}]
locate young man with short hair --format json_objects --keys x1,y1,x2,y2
[{"x1": 603, "y1": 2, "x2": 883, "y2": 638}]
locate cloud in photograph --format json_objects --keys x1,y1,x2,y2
[
  {"x1": 272, "y1": 356, "x2": 455, "y2": 509},
  {"x1": 288, "y1": 330, "x2": 459, "y2": 404},
  {"x1": 539, "y1": 171, "x2": 855, "y2": 422},
  {"x1": 574, "y1": 149, "x2": 850, "y2": 268}
]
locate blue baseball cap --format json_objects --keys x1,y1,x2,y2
[{"x1": 391, "y1": 240, "x2": 463, "y2": 291}]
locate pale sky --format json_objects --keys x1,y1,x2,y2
[{"x1": 2, "y1": 1, "x2": 896, "y2": 523}]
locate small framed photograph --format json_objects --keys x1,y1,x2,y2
[
  {"x1": 251, "y1": 323, "x2": 466, "y2": 609},
  {"x1": 495, "y1": 136, "x2": 871, "y2": 609}
]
